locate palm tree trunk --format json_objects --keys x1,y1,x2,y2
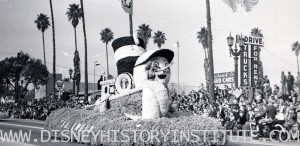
[
  {"x1": 106, "y1": 42, "x2": 109, "y2": 78},
  {"x1": 206, "y1": 0, "x2": 215, "y2": 103},
  {"x1": 74, "y1": 27, "x2": 77, "y2": 51},
  {"x1": 42, "y1": 32, "x2": 46, "y2": 67},
  {"x1": 204, "y1": 58, "x2": 209, "y2": 89},
  {"x1": 297, "y1": 55, "x2": 299, "y2": 73},
  {"x1": 49, "y1": 0, "x2": 56, "y2": 98},
  {"x1": 204, "y1": 48, "x2": 208, "y2": 87},
  {"x1": 42, "y1": 32, "x2": 48, "y2": 97},
  {"x1": 129, "y1": 14, "x2": 133, "y2": 36},
  {"x1": 80, "y1": 0, "x2": 88, "y2": 101}
]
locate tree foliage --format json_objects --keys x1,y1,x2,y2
[
  {"x1": 197, "y1": 27, "x2": 208, "y2": 49},
  {"x1": 153, "y1": 30, "x2": 166, "y2": 49},
  {"x1": 137, "y1": 24, "x2": 152, "y2": 49},
  {"x1": 34, "y1": 13, "x2": 50, "y2": 33},
  {"x1": 292, "y1": 41, "x2": 300, "y2": 56},
  {"x1": 250, "y1": 27, "x2": 263, "y2": 37},
  {"x1": 66, "y1": 3, "x2": 83, "y2": 28},
  {"x1": 100, "y1": 28, "x2": 114, "y2": 44},
  {"x1": 0, "y1": 52, "x2": 49, "y2": 100}
]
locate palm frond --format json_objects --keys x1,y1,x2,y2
[
  {"x1": 100, "y1": 28, "x2": 114, "y2": 44},
  {"x1": 196, "y1": 27, "x2": 208, "y2": 49},
  {"x1": 292, "y1": 41, "x2": 300, "y2": 56},
  {"x1": 66, "y1": 3, "x2": 83, "y2": 28},
  {"x1": 136, "y1": 23, "x2": 152, "y2": 48},
  {"x1": 250, "y1": 27, "x2": 263, "y2": 37},
  {"x1": 153, "y1": 31, "x2": 167, "y2": 48},
  {"x1": 34, "y1": 13, "x2": 50, "y2": 32}
]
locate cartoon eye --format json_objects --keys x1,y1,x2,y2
[
  {"x1": 165, "y1": 62, "x2": 169, "y2": 67},
  {"x1": 152, "y1": 62, "x2": 159, "y2": 67}
]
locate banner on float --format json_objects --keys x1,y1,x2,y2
[{"x1": 214, "y1": 71, "x2": 235, "y2": 84}]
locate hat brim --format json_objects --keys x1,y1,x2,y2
[{"x1": 135, "y1": 49, "x2": 174, "y2": 67}]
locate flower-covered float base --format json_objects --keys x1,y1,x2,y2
[{"x1": 45, "y1": 92, "x2": 226, "y2": 146}]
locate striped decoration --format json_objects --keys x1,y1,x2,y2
[{"x1": 112, "y1": 36, "x2": 145, "y2": 75}]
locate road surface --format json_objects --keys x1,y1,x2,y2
[
  {"x1": 227, "y1": 135, "x2": 300, "y2": 146},
  {"x1": 1, "y1": 119, "x2": 300, "y2": 146},
  {"x1": 0, "y1": 119, "x2": 83, "y2": 146}
]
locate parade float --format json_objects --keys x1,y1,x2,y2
[{"x1": 45, "y1": 36, "x2": 225, "y2": 145}]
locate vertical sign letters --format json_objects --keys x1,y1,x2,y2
[
  {"x1": 240, "y1": 44, "x2": 249, "y2": 86},
  {"x1": 236, "y1": 35, "x2": 263, "y2": 87},
  {"x1": 251, "y1": 45, "x2": 260, "y2": 87}
]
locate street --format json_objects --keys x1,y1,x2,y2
[
  {"x1": 0, "y1": 119, "x2": 83, "y2": 146},
  {"x1": 227, "y1": 135, "x2": 300, "y2": 146},
  {"x1": 2, "y1": 119, "x2": 300, "y2": 146}
]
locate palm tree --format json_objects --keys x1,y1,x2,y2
[
  {"x1": 100, "y1": 28, "x2": 114, "y2": 77},
  {"x1": 49, "y1": 0, "x2": 56, "y2": 97},
  {"x1": 66, "y1": 3, "x2": 83, "y2": 96},
  {"x1": 80, "y1": 0, "x2": 89, "y2": 101},
  {"x1": 250, "y1": 27, "x2": 263, "y2": 37},
  {"x1": 292, "y1": 41, "x2": 300, "y2": 73},
  {"x1": 197, "y1": 27, "x2": 209, "y2": 88},
  {"x1": 66, "y1": 3, "x2": 83, "y2": 51},
  {"x1": 34, "y1": 13, "x2": 50, "y2": 67},
  {"x1": 206, "y1": 0, "x2": 215, "y2": 103},
  {"x1": 137, "y1": 24, "x2": 152, "y2": 49},
  {"x1": 153, "y1": 31, "x2": 166, "y2": 49}
]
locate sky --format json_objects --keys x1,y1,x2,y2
[{"x1": 0, "y1": 0, "x2": 300, "y2": 88}]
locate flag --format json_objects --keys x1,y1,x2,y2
[
  {"x1": 121, "y1": 0, "x2": 133, "y2": 14},
  {"x1": 222, "y1": 0, "x2": 259, "y2": 12},
  {"x1": 244, "y1": 0, "x2": 259, "y2": 12}
]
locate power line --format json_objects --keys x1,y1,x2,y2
[
  {"x1": 45, "y1": 61, "x2": 103, "y2": 77},
  {"x1": 262, "y1": 47, "x2": 296, "y2": 67}
]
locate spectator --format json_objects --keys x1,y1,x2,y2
[
  {"x1": 263, "y1": 75, "x2": 270, "y2": 84},
  {"x1": 287, "y1": 71, "x2": 295, "y2": 95},
  {"x1": 266, "y1": 100, "x2": 276, "y2": 120}
]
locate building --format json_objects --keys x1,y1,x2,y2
[{"x1": 46, "y1": 73, "x2": 62, "y2": 96}]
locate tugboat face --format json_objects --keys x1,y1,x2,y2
[{"x1": 147, "y1": 57, "x2": 171, "y2": 85}]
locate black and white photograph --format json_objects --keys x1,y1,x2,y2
[{"x1": 1, "y1": 0, "x2": 300, "y2": 145}]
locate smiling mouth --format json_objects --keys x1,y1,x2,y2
[{"x1": 157, "y1": 74, "x2": 166, "y2": 79}]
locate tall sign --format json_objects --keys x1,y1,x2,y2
[
  {"x1": 236, "y1": 35, "x2": 263, "y2": 87},
  {"x1": 251, "y1": 45, "x2": 260, "y2": 87},
  {"x1": 240, "y1": 44, "x2": 249, "y2": 86}
]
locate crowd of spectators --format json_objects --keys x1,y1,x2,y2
[
  {"x1": 171, "y1": 73, "x2": 300, "y2": 133},
  {"x1": 0, "y1": 96, "x2": 95, "y2": 120}
]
